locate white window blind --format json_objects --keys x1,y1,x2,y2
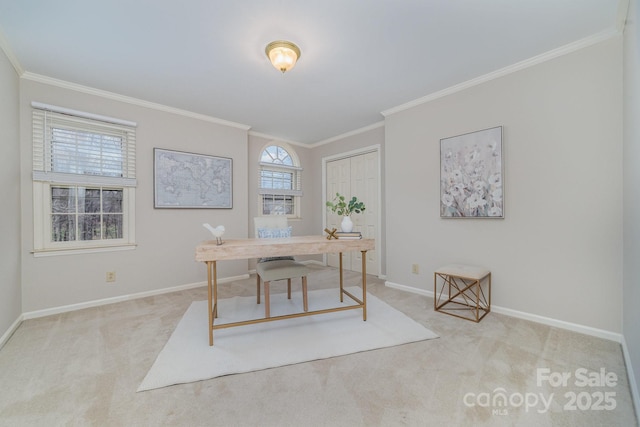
[
  {"x1": 258, "y1": 162, "x2": 303, "y2": 197},
  {"x1": 258, "y1": 144, "x2": 302, "y2": 217},
  {"x1": 32, "y1": 106, "x2": 137, "y2": 187}
]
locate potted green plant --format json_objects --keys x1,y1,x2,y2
[{"x1": 326, "y1": 193, "x2": 366, "y2": 232}]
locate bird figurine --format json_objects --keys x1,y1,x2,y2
[{"x1": 203, "y1": 223, "x2": 225, "y2": 245}]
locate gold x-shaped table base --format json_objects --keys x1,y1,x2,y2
[{"x1": 434, "y1": 270, "x2": 491, "y2": 322}]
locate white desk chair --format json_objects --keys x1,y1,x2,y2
[{"x1": 254, "y1": 217, "x2": 310, "y2": 317}]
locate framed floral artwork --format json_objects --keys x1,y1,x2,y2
[{"x1": 440, "y1": 126, "x2": 503, "y2": 218}]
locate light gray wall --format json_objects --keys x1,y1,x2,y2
[
  {"x1": 0, "y1": 22, "x2": 631, "y2": 375},
  {"x1": 19, "y1": 80, "x2": 249, "y2": 312},
  {"x1": 0, "y1": 45, "x2": 22, "y2": 340},
  {"x1": 623, "y1": 0, "x2": 640, "y2": 408},
  {"x1": 385, "y1": 37, "x2": 623, "y2": 333}
]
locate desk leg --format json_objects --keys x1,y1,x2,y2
[
  {"x1": 213, "y1": 260, "x2": 218, "y2": 319},
  {"x1": 339, "y1": 252, "x2": 344, "y2": 302},
  {"x1": 361, "y1": 250, "x2": 367, "y2": 321},
  {"x1": 208, "y1": 260, "x2": 218, "y2": 346},
  {"x1": 207, "y1": 261, "x2": 213, "y2": 346}
]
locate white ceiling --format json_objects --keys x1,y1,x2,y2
[{"x1": 0, "y1": 1, "x2": 624, "y2": 144}]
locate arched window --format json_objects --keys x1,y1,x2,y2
[{"x1": 259, "y1": 144, "x2": 302, "y2": 217}]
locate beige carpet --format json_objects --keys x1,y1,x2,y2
[
  {"x1": 138, "y1": 287, "x2": 438, "y2": 391},
  {"x1": 0, "y1": 266, "x2": 636, "y2": 426}
]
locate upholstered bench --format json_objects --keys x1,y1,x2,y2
[{"x1": 434, "y1": 264, "x2": 491, "y2": 322}]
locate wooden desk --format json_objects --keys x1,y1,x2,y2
[{"x1": 195, "y1": 236, "x2": 375, "y2": 345}]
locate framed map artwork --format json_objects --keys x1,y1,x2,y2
[{"x1": 154, "y1": 148, "x2": 232, "y2": 208}]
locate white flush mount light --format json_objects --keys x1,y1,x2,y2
[{"x1": 265, "y1": 40, "x2": 301, "y2": 73}]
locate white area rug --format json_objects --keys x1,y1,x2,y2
[{"x1": 138, "y1": 286, "x2": 438, "y2": 391}]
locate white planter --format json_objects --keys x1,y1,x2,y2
[{"x1": 340, "y1": 216, "x2": 354, "y2": 232}]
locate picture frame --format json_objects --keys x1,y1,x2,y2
[
  {"x1": 154, "y1": 148, "x2": 233, "y2": 209},
  {"x1": 440, "y1": 126, "x2": 503, "y2": 218}
]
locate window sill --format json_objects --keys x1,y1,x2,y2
[{"x1": 32, "y1": 244, "x2": 137, "y2": 258}]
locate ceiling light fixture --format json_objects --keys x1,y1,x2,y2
[{"x1": 265, "y1": 40, "x2": 301, "y2": 73}]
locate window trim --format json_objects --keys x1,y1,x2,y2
[
  {"x1": 258, "y1": 162, "x2": 303, "y2": 197},
  {"x1": 33, "y1": 182, "x2": 137, "y2": 255},
  {"x1": 31, "y1": 103, "x2": 137, "y2": 255},
  {"x1": 258, "y1": 143, "x2": 302, "y2": 218}
]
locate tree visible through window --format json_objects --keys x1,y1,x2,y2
[
  {"x1": 32, "y1": 105, "x2": 136, "y2": 253},
  {"x1": 51, "y1": 187, "x2": 124, "y2": 242},
  {"x1": 259, "y1": 144, "x2": 302, "y2": 217}
]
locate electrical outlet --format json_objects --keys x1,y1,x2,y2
[
  {"x1": 106, "y1": 271, "x2": 116, "y2": 282},
  {"x1": 411, "y1": 264, "x2": 419, "y2": 274}
]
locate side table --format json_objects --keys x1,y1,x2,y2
[{"x1": 434, "y1": 264, "x2": 491, "y2": 322}]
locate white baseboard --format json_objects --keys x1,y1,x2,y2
[
  {"x1": 21, "y1": 273, "x2": 250, "y2": 321},
  {"x1": 384, "y1": 280, "x2": 623, "y2": 343},
  {"x1": 490, "y1": 305, "x2": 623, "y2": 343},
  {"x1": 621, "y1": 335, "x2": 640, "y2": 423},
  {"x1": 387, "y1": 279, "x2": 638, "y2": 422},
  {"x1": 386, "y1": 281, "x2": 433, "y2": 298},
  {"x1": 0, "y1": 315, "x2": 23, "y2": 350}
]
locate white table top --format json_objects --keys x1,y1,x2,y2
[{"x1": 435, "y1": 264, "x2": 490, "y2": 280}]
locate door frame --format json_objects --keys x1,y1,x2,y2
[{"x1": 322, "y1": 144, "x2": 382, "y2": 277}]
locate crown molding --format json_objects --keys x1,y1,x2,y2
[
  {"x1": 250, "y1": 120, "x2": 385, "y2": 148},
  {"x1": 617, "y1": 0, "x2": 630, "y2": 32},
  {"x1": 382, "y1": 28, "x2": 621, "y2": 118},
  {"x1": 0, "y1": 28, "x2": 23, "y2": 76},
  {"x1": 21, "y1": 72, "x2": 251, "y2": 131},
  {"x1": 247, "y1": 130, "x2": 308, "y2": 148},
  {"x1": 310, "y1": 121, "x2": 385, "y2": 148},
  {"x1": 12, "y1": 22, "x2": 623, "y2": 143}
]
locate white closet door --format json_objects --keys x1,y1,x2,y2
[
  {"x1": 350, "y1": 154, "x2": 366, "y2": 273},
  {"x1": 326, "y1": 158, "x2": 350, "y2": 269},
  {"x1": 362, "y1": 151, "x2": 379, "y2": 275},
  {"x1": 326, "y1": 151, "x2": 378, "y2": 275}
]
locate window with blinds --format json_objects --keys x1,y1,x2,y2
[
  {"x1": 31, "y1": 103, "x2": 137, "y2": 254},
  {"x1": 258, "y1": 144, "x2": 302, "y2": 217},
  {"x1": 32, "y1": 107, "x2": 136, "y2": 186}
]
